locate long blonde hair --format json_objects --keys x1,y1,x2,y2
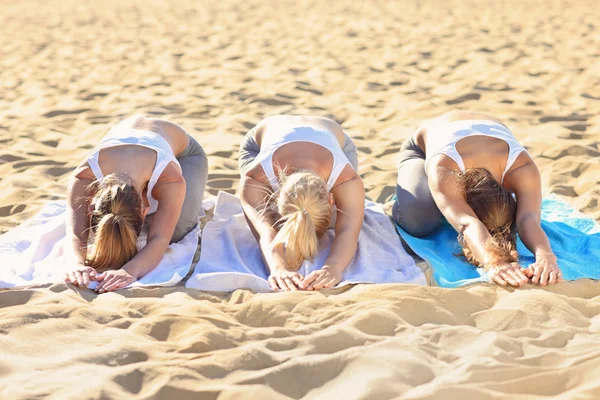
[
  {"x1": 269, "y1": 170, "x2": 332, "y2": 271},
  {"x1": 86, "y1": 173, "x2": 144, "y2": 271},
  {"x1": 458, "y1": 168, "x2": 518, "y2": 267}
]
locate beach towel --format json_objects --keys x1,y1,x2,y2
[
  {"x1": 186, "y1": 191, "x2": 426, "y2": 292},
  {"x1": 395, "y1": 195, "x2": 600, "y2": 288},
  {"x1": 0, "y1": 202, "x2": 200, "y2": 289}
]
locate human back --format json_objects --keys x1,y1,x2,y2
[
  {"x1": 90, "y1": 115, "x2": 189, "y2": 192},
  {"x1": 65, "y1": 115, "x2": 208, "y2": 292},
  {"x1": 417, "y1": 110, "x2": 531, "y2": 183},
  {"x1": 393, "y1": 109, "x2": 561, "y2": 288},
  {"x1": 249, "y1": 115, "x2": 357, "y2": 190}
]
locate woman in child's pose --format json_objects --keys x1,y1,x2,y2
[
  {"x1": 239, "y1": 115, "x2": 364, "y2": 291},
  {"x1": 65, "y1": 115, "x2": 208, "y2": 292},
  {"x1": 392, "y1": 110, "x2": 561, "y2": 287}
]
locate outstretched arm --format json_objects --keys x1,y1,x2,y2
[
  {"x1": 96, "y1": 168, "x2": 186, "y2": 292},
  {"x1": 301, "y1": 176, "x2": 365, "y2": 290},
  {"x1": 506, "y1": 162, "x2": 561, "y2": 285},
  {"x1": 64, "y1": 165, "x2": 99, "y2": 286},
  {"x1": 66, "y1": 167, "x2": 93, "y2": 263},
  {"x1": 239, "y1": 174, "x2": 303, "y2": 291},
  {"x1": 428, "y1": 166, "x2": 529, "y2": 287}
]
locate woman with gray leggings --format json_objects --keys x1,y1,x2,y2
[
  {"x1": 65, "y1": 115, "x2": 208, "y2": 292},
  {"x1": 238, "y1": 115, "x2": 364, "y2": 292},
  {"x1": 393, "y1": 110, "x2": 561, "y2": 288}
]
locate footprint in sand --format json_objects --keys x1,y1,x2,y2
[
  {"x1": 375, "y1": 146, "x2": 401, "y2": 158},
  {"x1": 209, "y1": 150, "x2": 234, "y2": 159},
  {"x1": 0, "y1": 154, "x2": 26, "y2": 164},
  {"x1": 540, "y1": 145, "x2": 600, "y2": 160},
  {"x1": 43, "y1": 109, "x2": 91, "y2": 118},
  {"x1": 539, "y1": 115, "x2": 588, "y2": 123},
  {"x1": 46, "y1": 166, "x2": 74, "y2": 177},
  {"x1": 112, "y1": 370, "x2": 144, "y2": 395},
  {"x1": 13, "y1": 160, "x2": 65, "y2": 170},
  {"x1": 207, "y1": 178, "x2": 235, "y2": 190},
  {"x1": 80, "y1": 92, "x2": 108, "y2": 101},
  {"x1": 247, "y1": 97, "x2": 294, "y2": 106},
  {"x1": 295, "y1": 81, "x2": 323, "y2": 96},
  {"x1": 41, "y1": 140, "x2": 60, "y2": 148},
  {"x1": 366, "y1": 82, "x2": 387, "y2": 91},
  {"x1": 551, "y1": 185, "x2": 578, "y2": 197},
  {"x1": 473, "y1": 83, "x2": 513, "y2": 92},
  {"x1": 564, "y1": 124, "x2": 588, "y2": 132},
  {"x1": 446, "y1": 93, "x2": 481, "y2": 105},
  {"x1": 0, "y1": 204, "x2": 26, "y2": 217}
]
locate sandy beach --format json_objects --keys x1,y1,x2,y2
[{"x1": 1, "y1": 0, "x2": 599, "y2": 398}]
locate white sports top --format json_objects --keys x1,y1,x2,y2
[
  {"x1": 255, "y1": 125, "x2": 352, "y2": 192},
  {"x1": 424, "y1": 119, "x2": 527, "y2": 183},
  {"x1": 87, "y1": 116, "x2": 181, "y2": 215}
]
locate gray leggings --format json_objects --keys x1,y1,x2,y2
[
  {"x1": 147, "y1": 134, "x2": 208, "y2": 243},
  {"x1": 392, "y1": 136, "x2": 444, "y2": 237},
  {"x1": 238, "y1": 128, "x2": 359, "y2": 176}
]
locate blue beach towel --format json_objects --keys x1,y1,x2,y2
[{"x1": 395, "y1": 195, "x2": 600, "y2": 288}]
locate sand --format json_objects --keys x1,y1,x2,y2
[{"x1": 0, "y1": 0, "x2": 599, "y2": 398}]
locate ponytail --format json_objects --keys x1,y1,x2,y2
[
  {"x1": 458, "y1": 168, "x2": 518, "y2": 267},
  {"x1": 86, "y1": 173, "x2": 143, "y2": 271},
  {"x1": 87, "y1": 213, "x2": 139, "y2": 271},
  {"x1": 270, "y1": 171, "x2": 332, "y2": 270}
]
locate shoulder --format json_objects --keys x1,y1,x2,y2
[
  {"x1": 426, "y1": 164, "x2": 463, "y2": 198},
  {"x1": 242, "y1": 162, "x2": 270, "y2": 185},
  {"x1": 156, "y1": 162, "x2": 185, "y2": 185},
  {"x1": 71, "y1": 161, "x2": 96, "y2": 181},
  {"x1": 251, "y1": 115, "x2": 286, "y2": 146},
  {"x1": 331, "y1": 165, "x2": 363, "y2": 194},
  {"x1": 503, "y1": 153, "x2": 540, "y2": 193}
]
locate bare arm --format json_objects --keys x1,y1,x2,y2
[
  {"x1": 325, "y1": 177, "x2": 365, "y2": 272},
  {"x1": 65, "y1": 166, "x2": 94, "y2": 264},
  {"x1": 96, "y1": 166, "x2": 186, "y2": 293},
  {"x1": 428, "y1": 166, "x2": 528, "y2": 287},
  {"x1": 301, "y1": 175, "x2": 365, "y2": 290},
  {"x1": 507, "y1": 162, "x2": 561, "y2": 284},
  {"x1": 428, "y1": 167, "x2": 491, "y2": 265},
  {"x1": 239, "y1": 174, "x2": 288, "y2": 273}
]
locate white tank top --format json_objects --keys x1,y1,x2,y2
[
  {"x1": 424, "y1": 119, "x2": 527, "y2": 183},
  {"x1": 87, "y1": 117, "x2": 181, "y2": 215},
  {"x1": 255, "y1": 125, "x2": 352, "y2": 192}
]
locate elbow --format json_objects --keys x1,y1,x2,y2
[
  {"x1": 516, "y1": 213, "x2": 540, "y2": 232},
  {"x1": 146, "y1": 234, "x2": 171, "y2": 248},
  {"x1": 457, "y1": 216, "x2": 477, "y2": 235}
]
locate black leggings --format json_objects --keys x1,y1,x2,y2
[{"x1": 392, "y1": 136, "x2": 444, "y2": 237}]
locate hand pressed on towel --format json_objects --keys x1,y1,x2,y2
[
  {"x1": 486, "y1": 262, "x2": 529, "y2": 287},
  {"x1": 96, "y1": 268, "x2": 137, "y2": 293},
  {"x1": 301, "y1": 266, "x2": 342, "y2": 290},
  {"x1": 268, "y1": 268, "x2": 304, "y2": 291},
  {"x1": 526, "y1": 256, "x2": 562, "y2": 286},
  {"x1": 64, "y1": 264, "x2": 98, "y2": 287}
]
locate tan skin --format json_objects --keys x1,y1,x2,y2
[
  {"x1": 240, "y1": 115, "x2": 365, "y2": 291},
  {"x1": 65, "y1": 116, "x2": 187, "y2": 292},
  {"x1": 417, "y1": 110, "x2": 562, "y2": 287}
]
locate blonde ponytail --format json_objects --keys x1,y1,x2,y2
[
  {"x1": 270, "y1": 170, "x2": 332, "y2": 270},
  {"x1": 86, "y1": 173, "x2": 143, "y2": 271}
]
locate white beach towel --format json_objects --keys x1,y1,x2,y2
[
  {"x1": 0, "y1": 202, "x2": 199, "y2": 289},
  {"x1": 186, "y1": 191, "x2": 426, "y2": 292}
]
